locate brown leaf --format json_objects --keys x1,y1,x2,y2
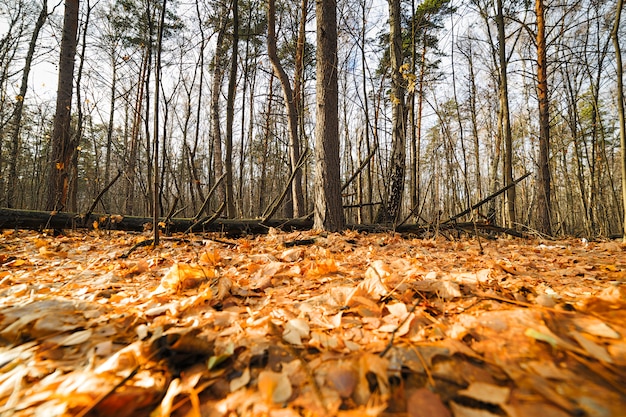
[{"x1": 407, "y1": 388, "x2": 451, "y2": 417}]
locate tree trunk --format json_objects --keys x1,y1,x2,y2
[
  {"x1": 613, "y1": 0, "x2": 626, "y2": 240},
  {"x1": 535, "y1": 0, "x2": 552, "y2": 235},
  {"x1": 46, "y1": 0, "x2": 79, "y2": 212},
  {"x1": 376, "y1": 0, "x2": 406, "y2": 225},
  {"x1": 211, "y1": 15, "x2": 227, "y2": 208},
  {"x1": 152, "y1": 0, "x2": 167, "y2": 245},
  {"x1": 267, "y1": 0, "x2": 305, "y2": 217},
  {"x1": 6, "y1": 0, "x2": 48, "y2": 208},
  {"x1": 125, "y1": 49, "x2": 148, "y2": 215},
  {"x1": 497, "y1": 0, "x2": 515, "y2": 229},
  {"x1": 104, "y1": 50, "x2": 117, "y2": 210},
  {"x1": 224, "y1": 0, "x2": 238, "y2": 218},
  {"x1": 361, "y1": 0, "x2": 374, "y2": 223},
  {"x1": 314, "y1": 0, "x2": 344, "y2": 231},
  {"x1": 294, "y1": 0, "x2": 308, "y2": 215},
  {"x1": 259, "y1": 74, "x2": 274, "y2": 215}
]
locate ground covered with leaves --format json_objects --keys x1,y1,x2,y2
[{"x1": 0, "y1": 229, "x2": 625, "y2": 417}]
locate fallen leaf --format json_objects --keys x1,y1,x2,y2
[
  {"x1": 230, "y1": 367, "x2": 250, "y2": 392},
  {"x1": 407, "y1": 388, "x2": 451, "y2": 417},
  {"x1": 282, "y1": 318, "x2": 310, "y2": 345},
  {"x1": 570, "y1": 331, "x2": 613, "y2": 363},
  {"x1": 457, "y1": 382, "x2": 510, "y2": 405},
  {"x1": 258, "y1": 370, "x2": 292, "y2": 403},
  {"x1": 326, "y1": 365, "x2": 358, "y2": 398}
]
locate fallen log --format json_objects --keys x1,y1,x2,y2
[
  {"x1": 0, "y1": 208, "x2": 314, "y2": 234},
  {"x1": 0, "y1": 207, "x2": 528, "y2": 238}
]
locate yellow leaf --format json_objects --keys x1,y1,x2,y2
[{"x1": 200, "y1": 249, "x2": 221, "y2": 266}]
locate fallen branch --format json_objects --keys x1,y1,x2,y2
[
  {"x1": 341, "y1": 143, "x2": 378, "y2": 192},
  {"x1": 442, "y1": 172, "x2": 531, "y2": 224},
  {"x1": 261, "y1": 148, "x2": 309, "y2": 222},
  {"x1": 193, "y1": 173, "x2": 226, "y2": 222},
  {"x1": 82, "y1": 170, "x2": 122, "y2": 226}
]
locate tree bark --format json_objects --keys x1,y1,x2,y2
[
  {"x1": 46, "y1": 0, "x2": 79, "y2": 212},
  {"x1": 314, "y1": 0, "x2": 344, "y2": 231}
]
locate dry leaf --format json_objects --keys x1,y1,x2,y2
[
  {"x1": 282, "y1": 318, "x2": 310, "y2": 345},
  {"x1": 258, "y1": 370, "x2": 292, "y2": 403},
  {"x1": 407, "y1": 388, "x2": 451, "y2": 417},
  {"x1": 326, "y1": 366, "x2": 358, "y2": 398},
  {"x1": 230, "y1": 367, "x2": 250, "y2": 392},
  {"x1": 457, "y1": 382, "x2": 510, "y2": 405},
  {"x1": 153, "y1": 263, "x2": 216, "y2": 294}
]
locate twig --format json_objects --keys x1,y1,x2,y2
[
  {"x1": 379, "y1": 297, "x2": 422, "y2": 358},
  {"x1": 120, "y1": 239, "x2": 154, "y2": 259},
  {"x1": 74, "y1": 346, "x2": 165, "y2": 417},
  {"x1": 268, "y1": 321, "x2": 328, "y2": 414},
  {"x1": 74, "y1": 365, "x2": 142, "y2": 417}
]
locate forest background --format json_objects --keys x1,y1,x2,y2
[{"x1": 0, "y1": 0, "x2": 625, "y2": 237}]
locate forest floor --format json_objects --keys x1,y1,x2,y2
[{"x1": 0, "y1": 229, "x2": 625, "y2": 417}]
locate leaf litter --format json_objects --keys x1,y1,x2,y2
[{"x1": 0, "y1": 229, "x2": 625, "y2": 416}]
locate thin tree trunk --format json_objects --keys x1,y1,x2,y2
[
  {"x1": 497, "y1": 0, "x2": 515, "y2": 229},
  {"x1": 224, "y1": 0, "x2": 238, "y2": 218},
  {"x1": 415, "y1": 40, "x2": 426, "y2": 221},
  {"x1": 613, "y1": 0, "x2": 626, "y2": 239},
  {"x1": 104, "y1": 52, "x2": 117, "y2": 210},
  {"x1": 361, "y1": 0, "x2": 373, "y2": 222},
  {"x1": 466, "y1": 43, "x2": 482, "y2": 200},
  {"x1": 267, "y1": 0, "x2": 305, "y2": 217},
  {"x1": 211, "y1": 15, "x2": 227, "y2": 208},
  {"x1": 376, "y1": 0, "x2": 406, "y2": 225},
  {"x1": 237, "y1": 2, "x2": 254, "y2": 217},
  {"x1": 125, "y1": 49, "x2": 148, "y2": 215},
  {"x1": 187, "y1": 0, "x2": 207, "y2": 214},
  {"x1": 6, "y1": 0, "x2": 48, "y2": 208},
  {"x1": 152, "y1": 0, "x2": 167, "y2": 244},
  {"x1": 535, "y1": 0, "x2": 552, "y2": 235},
  {"x1": 259, "y1": 74, "x2": 274, "y2": 215},
  {"x1": 70, "y1": 0, "x2": 92, "y2": 213}
]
